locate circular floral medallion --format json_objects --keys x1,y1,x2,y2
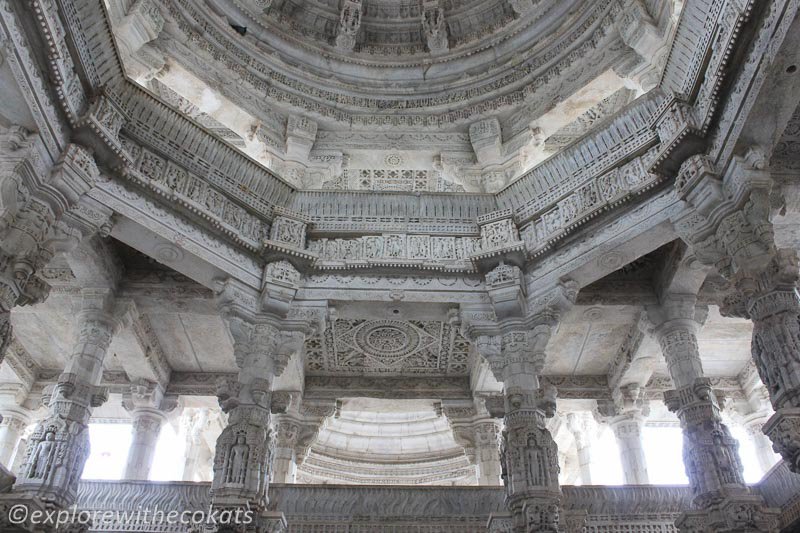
[
  {"x1": 353, "y1": 320, "x2": 421, "y2": 364},
  {"x1": 384, "y1": 153, "x2": 404, "y2": 167}
]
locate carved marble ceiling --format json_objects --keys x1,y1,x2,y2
[
  {"x1": 257, "y1": 0, "x2": 518, "y2": 57},
  {"x1": 107, "y1": 0, "x2": 680, "y2": 191},
  {"x1": 305, "y1": 318, "x2": 472, "y2": 376}
]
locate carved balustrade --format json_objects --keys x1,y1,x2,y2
[{"x1": 72, "y1": 480, "x2": 701, "y2": 532}]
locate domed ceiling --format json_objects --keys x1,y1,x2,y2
[
  {"x1": 109, "y1": 0, "x2": 679, "y2": 191},
  {"x1": 171, "y1": 0, "x2": 616, "y2": 107},
  {"x1": 258, "y1": 0, "x2": 518, "y2": 57},
  {"x1": 297, "y1": 399, "x2": 476, "y2": 485}
]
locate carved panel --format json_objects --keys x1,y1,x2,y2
[{"x1": 305, "y1": 319, "x2": 470, "y2": 376}]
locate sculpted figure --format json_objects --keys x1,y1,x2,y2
[
  {"x1": 524, "y1": 434, "x2": 541, "y2": 487},
  {"x1": 225, "y1": 434, "x2": 250, "y2": 484},
  {"x1": 29, "y1": 430, "x2": 57, "y2": 479},
  {"x1": 423, "y1": 7, "x2": 448, "y2": 51}
]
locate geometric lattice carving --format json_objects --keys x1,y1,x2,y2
[
  {"x1": 323, "y1": 169, "x2": 465, "y2": 193},
  {"x1": 305, "y1": 319, "x2": 470, "y2": 376}
]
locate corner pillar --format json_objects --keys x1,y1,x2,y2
[
  {"x1": 646, "y1": 295, "x2": 780, "y2": 532},
  {"x1": 673, "y1": 151, "x2": 800, "y2": 476},
  {"x1": 12, "y1": 289, "x2": 120, "y2": 510}
]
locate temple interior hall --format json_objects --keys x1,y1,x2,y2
[{"x1": 2, "y1": 0, "x2": 800, "y2": 531}]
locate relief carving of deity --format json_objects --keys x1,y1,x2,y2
[
  {"x1": 524, "y1": 434, "x2": 542, "y2": 488},
  {"x1": 29, "y1": 430, "x2": 57, "y2": 480},
  {"x1": 224, "y1": 434, "x2": 250, "y2": 485},
  {"x1": 385, "y1": 236, "x2": 404, "y2": 258}
]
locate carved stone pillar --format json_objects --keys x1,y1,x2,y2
[
  {"x1": 122, "y1": 381, "x2": 175, "y2": 480},
  {"x1": 731, "y1": 365, "x2": 779, "y2": 475},
  {"x1": 0, "y1": 408, "x2": 31, "y2": 468},
  {"x1": 744, "y1": 419, "x2": 779, "y2": 474},
  {"x1": 478, "y1": 328, "x2": 562, "y2": 533},
  {"x1": 180, "y1": 408, "x2": 211, "y2": 482},
  {"x1": 474, "y1": 420, "x2": 503, "y2": 485},
  {"x1": 646, "y1": 296, "x2": 780, "y2": 532},
  {"x1": 739, "y1": 252, "x2": 800, "y2": 475},
  {"x1": 673, "y1": 152, "x2": 800, "y2": 476},
  {"x1": 12, "y1": 289, "x2": 119, "y2": 508},
  {"x1": 565, "y1": 413, "x2": 594, "y2": 485},
  {"x1": 442, "y1": 401, "x2": 503, "y2": 486},
  {"x1": 610, "y1": 414, "x2": 649, "y2": 485},
  {"x1": 210, "y1": 280, "x2": 312, "y2": 533},
  {"x1": 125, "y1": 409, "x2": 165, "y2": 480},
  {"x1": 212, "y1": 319, "x2": 280, "y2": 508},
  {"x1": 596, "y1": 384, "x2": 650, "y2": 485}
]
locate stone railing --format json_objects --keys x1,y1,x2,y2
[
  {"x1": 289, "y1": 191, "x2": 498, "y2": 236},
  {"x1": 76, "y1": 481, "x2": 694, "y2": 532},
  {"x1": 757, "y1": 462, "x2": 800, "y2": 529},
  {"x1": 497, "y1": 93, "x2": 663, "y2": 218}
]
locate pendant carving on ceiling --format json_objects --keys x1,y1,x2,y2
[{"x1": 305, "y1": 319, "x2": 471, "y2": 375}]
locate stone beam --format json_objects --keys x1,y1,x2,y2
[
  {"x1": 115, "y1": 302, "x2": 172, "y2": 387},
  {"x1": 303, "y1": 376, "x2": 473, "y2": 401},
  {"x1": 90, "y1": 183, "x2": 263, "y2": 291}
]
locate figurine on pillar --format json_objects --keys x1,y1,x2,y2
[
  {"x1": 271, "y1": 417, "x2": 299, "y2": 483},
  {"x1": 13, "y1": 288, "x2": 120, "y2": 509},
  {"x1": 477, "y1": 328, "x2": 563, "y2": 533},
  {"x1": 335, "y1": 0, "x2": 362, "y2": 51},
  {"x1": 422, "y1": 0, "x2": 448, "y2": 53},
  {"x1": 210, "y1": 277, "x2": 317, "y2": 532}
]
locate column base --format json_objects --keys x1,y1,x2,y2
[
  {"x1": 675, "y1": 494, "x2": 780, "y2": 533},
  {"x1": 763, "y1": 407, "x2": 800, "y2": 473}
]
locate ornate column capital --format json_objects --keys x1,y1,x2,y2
[
  {"x1": 643, "y1": 294, "x2": 707, "y2": 389},
  {"x1": 121, "y1": 380, "x2": 176, "y2": 416},
  {"x1": 673, "y1": 149, "x2": 775, "y2": 279},
  {"x1": 565, "y1": 412, "x2": 595, "y2": 450}
]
